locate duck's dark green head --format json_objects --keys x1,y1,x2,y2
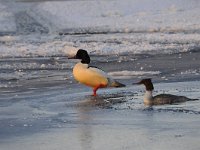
[{"x1": 70, "y1": 49, "x2": 90, "y2": 64}]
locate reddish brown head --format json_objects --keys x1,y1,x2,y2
[{"x1": 136, "y1": 78, "x2": 154, "y2": 91}]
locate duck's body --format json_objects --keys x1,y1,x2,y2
[
  {"x1": 143, "y1": 91, "x2": 194, "y2": 105},
  {"x1": 70, "y1": 49, "x2": 125, "y2": 96},
  {"x1": 73, "y1": 62, "x2": 108, "y2": 88},
  {"x1": 137, "y1": 79, "x2": 198, "y2": 105}
]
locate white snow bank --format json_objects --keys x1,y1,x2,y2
[
  {"x1": 1, "y1": 32, "x2": 200, "y2": 58},
  {"x1": 30, "y1": 0, "x2": 200, "y2": 33},
  {"x1": 1, "y1": 0, "x2": 200, "y2": 57},
  {"x1": 0, "y1": 3, "x2": 16, "y2": 33}
]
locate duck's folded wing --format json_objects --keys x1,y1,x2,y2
[
  {"x1": 88, "y1": 66, "x2": 125, "y2": 87},
  {"x1": 88, "y1": 66, "x2": 110, "y2": 78}
]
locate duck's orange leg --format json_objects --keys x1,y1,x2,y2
[
  {"x1": 92, "y1": 84, "x2": 106, "y2": 96},
  {"x1": 93, "y1": 86, "x2": 99, "y2": 96}
]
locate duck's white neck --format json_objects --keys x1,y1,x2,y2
[{"x1": 143, "y1": 90, "x2": 153, "y2": 105}]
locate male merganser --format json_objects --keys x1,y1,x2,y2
[
  {"x1": 70, "y1": 49, "x2": 125, "y2": 96},
  {"x1": 136, "y1": 78, "x2": 198, "y2": 105}
]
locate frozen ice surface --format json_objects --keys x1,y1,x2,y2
[
  {"x1": 1, "y1": 32, "x2": 200, "y2": 57},
  {"x1": 108, "y1": 70, "x2": 161, "y2": 79},
  {"x1": 0, "y1": 80, "x2": 200, "y2": 150}
]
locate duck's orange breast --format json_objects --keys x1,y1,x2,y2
[{"x1": 73, "y1": 63, "x2": 108, "y2": 88}]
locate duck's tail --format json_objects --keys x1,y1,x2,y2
[
  {"x1": 111, "y1": 81, "x2": 126, "y2": 88},
  {"x1": 188, "y1": 98, "x2": 199, "y2": 101}
]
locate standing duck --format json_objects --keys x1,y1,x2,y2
[
  {"x1": 69, "y1": 49, "x2": 125, "y2": 96},
  {"x1": 136, "y1": 78, "x2": 198, "y2": 105}
]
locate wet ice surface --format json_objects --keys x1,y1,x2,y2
[
  {"x1": 0, "y1": 52, "x2": 200, "y2": 150},
  {"x1": 0, "y1": 80, "x2": 200, "y2": 150}
]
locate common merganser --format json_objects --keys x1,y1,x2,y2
[
  {"x1": 70, "y1": 49, "x2": 125, "y2": 96},
  {"x1": 136, "y1": 78, "x2": 198, "y2": 105}
]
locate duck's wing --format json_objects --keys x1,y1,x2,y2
[
  {"x1": 88, "y1": 66, "x2": 125, "y2": 87},
  {"x1": 88, "y1": 65, "x2": 108, "y2": 77}
]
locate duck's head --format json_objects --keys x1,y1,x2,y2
[
  {"x1": 136, "y1": 78, "x2": 154, "y2": 91},
  {"x1": 69, "y1": 49, "x2": 90, "y2": 64}
]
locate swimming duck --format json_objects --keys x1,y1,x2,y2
[
  {"x1": 69, "y1": 49, "x2": 125, "y2": 96},
  {"x1": 136, "y1": 78, "x2": 198, "y2": 105}
]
